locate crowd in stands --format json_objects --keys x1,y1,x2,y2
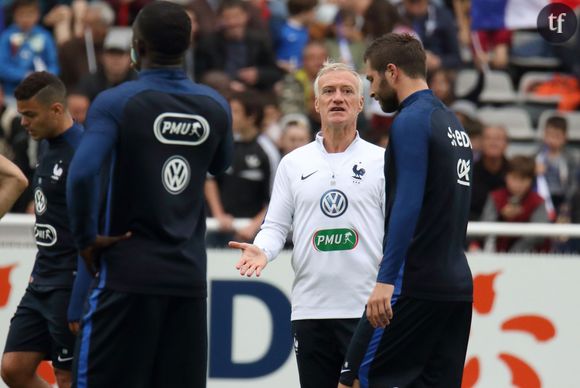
[{"x1": 1, "y1": 0, "x2": 580, "y2": 253}]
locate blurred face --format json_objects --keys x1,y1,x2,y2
[
  {"x1": 14, "y1": 5, "x2": 39, "y2": 32},
  {"x1": 366, "y1": 61, "x2": 399, "y2": 113},
  {"x1": 430, "y1": 71, "x2": 451, "y2": 102},
  {"x1": 303, "y1": 44, "x2": 328, "y2": 79},
  {"x1": 220, "y1": 6, "x2": 248, "y2": 41},
  {"x1": 17, "y1": 97, "x2": 60, "y2": 140},
  {"x1": 281, "y1": 124, "x2": 311, "y2": 154},
  {"x1": 67, "y1": 94, "x2": 90, "y2": 124},
  {"x1": 506, "y1": 173, "x2": 532, "y2": 198},
  {"x1": 481, "y1": 126, "x2": 507, "y2": 159},
  {"x1": 102, "y1": 51, "x2": 131, "y2": 83},
  {"x1": 544, "y1": 126, "x2": 566, "y2": 152},
  {"x1": 315, "y1": 70, "x2": 363, "y2": 131},
  {"x1": 403, "y1": 0, "x2": 429, "y2": 18},
  {"x1": 230, "y1": 99, "x2": 254, "y2": 135}
]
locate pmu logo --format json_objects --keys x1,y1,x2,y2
[
  {"x1": 462, "y1": 272, "x2": 556, "y2": 388},
  {"x1": 34, "y1": 223, "x2": 58, "y2": 246},
  {"x1": 320, "y1": 190, "x2": 348, "y2": 218},
  {"x1": 162, "y1": 156, "x2": 190, "y2": 195},
  {"x1": 153, "y1": 113, "x2": 210, "y2": 146},
  {"x1": 312, "y1": 228, "x2": 358, "y2": 251},
  {"x1": 34, "y1": 188, "x2": 47, "y2": 215}
]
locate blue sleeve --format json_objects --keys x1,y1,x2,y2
[
  {"x1": 67, "y1": 92, "x2": 120, "y2": 249},
  {"x1": 67, "y1": 255, "x2": 93, "y2": 322},
  {"x1": 377, "y1": 111, "x2": 431, "y2": 284}
]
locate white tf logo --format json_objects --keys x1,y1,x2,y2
[
  {"x1": 457, "y1": 158, "x2": 471, "y2": 187},
  {"x1": 34, "y1": 188, "x2": 47, "y2": 215},
  {"x1": 162, "y1": 156, "x2": 190, "y2": 195}
]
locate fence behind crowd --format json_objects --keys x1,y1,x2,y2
[{"x1": 1, "y1": 215, "x2": 580, "y2": 387}]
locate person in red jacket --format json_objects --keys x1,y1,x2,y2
[{"x1": 480, "y1": 155, "x2": 549, "y2": 252}]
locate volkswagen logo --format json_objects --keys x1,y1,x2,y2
[
  {"x1": 320, "y1": 189, "x2": 348, "y2": 218},
  {"x1": 34, "y1": 188, "x2": 47, "y2": 215},
  {"x1": 162, "y1": 156, "x2": 190, "y2": 195}
]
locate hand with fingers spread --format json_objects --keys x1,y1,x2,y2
[
  {"x1": 229, "y1": 241, "x2": 268, "y2": 277},
  {"x1": 81, "y1": 232, "x2": 132, "y2": 276},
  {"x1": 366, "y1": 283, "x2": 395, "y2": 328}
]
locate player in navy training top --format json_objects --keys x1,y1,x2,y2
[
  {"x1": 66, "y1": 3, "x2": 233, "y2": 388},
  {"x1": 339, "y1": 33, "x2": 473, "y2": 388},
  {"x1": 2, "y1": 72, "x2": 85, "y2": 388}
]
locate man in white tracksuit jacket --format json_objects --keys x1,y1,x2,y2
[{"x1": 230, "y1": 61, "x2": 385, "y2": 388}]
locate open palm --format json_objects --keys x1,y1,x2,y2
[{"x1": 228, "y1": 241, "x2": 268, "y2": 277}]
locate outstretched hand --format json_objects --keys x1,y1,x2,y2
[
  {"x1": 81, "y1": 232, "x2": 132, "y2": 276},
  {"x1": 228, "y1": 241, "x2": 268, "y2": 277}
]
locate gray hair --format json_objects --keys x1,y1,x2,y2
[{"x1": 313, "y1": 61, "x2": 363, "y2": 98}]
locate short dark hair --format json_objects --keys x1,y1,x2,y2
[
  {"x1": 364, "y1": 33, "x2": 426, "y2": 79},
  {"x1": 287, "y1": 0, "x2": 317, "y2": 16},
  {"x1": 12, "y1": 0, "x2": 39, "y2": 12},
  {"x1": 230, "y1": 90, "x2": 265, "y2": 128},
  {"x1": 507, "y1": 155, "x2": 535, "y2": 179},
  {"x1": 135, "y1": 1, "x2": 191, "y2": 57},
  {"x1": 14, "y1": 71, "x2": 66, "y2": 105},
  {"x1": 545, "y1": 115, "x2": 568, "y2": 134}
]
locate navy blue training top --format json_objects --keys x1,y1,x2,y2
[
  {"x1": 379, "y1": 90, "x2": 473, "y2": 302},
  {"x1": 30, "y1": 123, "x2": 83, "y2": 289},
  {"x1": 67, "y1": 68, "x2": 233, "y2": 297}
]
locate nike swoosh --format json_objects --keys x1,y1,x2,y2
[
  {"x1": 301, "y1": 170, "x2": 318, "y2": 180},
  {"x1": 57, "y1": 355, "x2": 74, "y2": 362},
  {"x1": 340, "y1": 368, "x2": 351, "y2": 374}
]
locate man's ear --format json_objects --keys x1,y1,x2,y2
[
  {"x1": 314, "y1": 96, "x2": 320, "y2": 113},
  {"x1": 51, "y1": 102, "x2": 65, "y2": 116}
]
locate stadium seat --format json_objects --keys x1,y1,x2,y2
[
  {"x1": 477, "y1": 106, "x2": 536, "y2": 140},
  {"x1": 455, "y1": 69, "x2": 517, "y2": 104},
  {"x1": 517, "y1": 71, "x2": 560, "y2": 104}
]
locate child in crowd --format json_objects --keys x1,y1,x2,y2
[
  {"x1": 0, "y1": 0, "x2": 58, "y2": 102},
  {"x1": 536, "y1": 115, "x2": 578, "y2": 218},
  {"x1": 480, "y1": 155, "x2": 549, "y2": 252}
]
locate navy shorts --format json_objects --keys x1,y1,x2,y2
[
  {"x1": 4, "y1": 287, "x2": 76, "y2": 370},
  {"x1": 292, "y1": 318, "x2": 359, "y2": 388},
  {"x1": 73, "y1": 288, "x2": 207, "y2": 388},
  {"x1": 340, "y1": 297, "x2": 472, "y2": 388}
]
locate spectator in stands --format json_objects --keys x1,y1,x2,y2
[
  {"x1": 279, "y1": 40, "x2": 328, "y2": 133},
  {"x1": 480, "y1": 155, "x2": 548, "y2": 252},
  {"x1": 469, "y1": 0, "x2": 512, "y2": 70},
  {"x1": 194, "y1": 0, "x2": 284, "y2": 91},
  {"x1": 205, "y1": 90, "x2": 280, "y2": 247},
  {"x1": 398, "y1": 0, "x2": 462, "y2": 71},
  {"x1": 536, "y1": 115, "x2": 578, "y2": 218},
  {"x1": 271, "y1": 0, "x2": 317, "y2": 72},
  {"x1": 75, "y1": 26, "x2": 135, "y2": 101},
  {"x1": 58, "y1": 1, "x2": 115, "y2": 89},
  {"x1": 429, "y1": 67, "x2": 455, "y2": 106},
  {"x1": 470, "y1": 125, "x2": 508, "y2": 220},
  {"x1": 0, "y1": 0, "x2": 59, "y2": 103},
  {"x1": 66, "y1": 90, "x2": 89, "y2": 124},
  {"x1": 324, "y1": 9, "x2": 366, "y2": 72},
  {"x1": 339, "y1": 0, "x2": 403, "y2": 42},
  {"x1": 278, "y1": 113, "x2": 312, "y2": 155}
]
